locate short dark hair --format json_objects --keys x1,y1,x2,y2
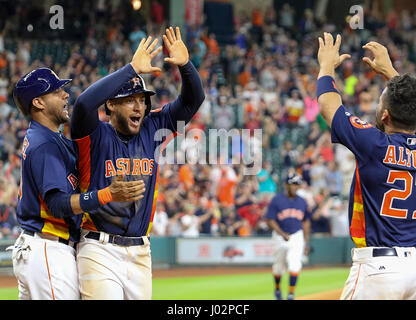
[{"x1": 385, "y1": 74, "x2": 416, "y2": 131}]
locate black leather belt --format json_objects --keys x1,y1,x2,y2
[
  {"x1": 23, "y1": 229, "x2": 75, "y2": 248},
  {"x1": 85, "y1": 231, "x2": 147, "y2": 246},
  {"x1": 373, "y1": 248, "x2": 398, "y2": 257}
]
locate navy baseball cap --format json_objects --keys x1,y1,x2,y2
[
  {"x1": 105, "y1": 75, "x2": 155, "y2": 116},
  {"x1": 13, "y1": 68, "x2": 71, "y2": 116},
  {"x1": 285, "y1": 173, "x2": 303, "y2": 185}
]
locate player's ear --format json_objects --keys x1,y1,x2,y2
[
  {"x1": 31, "y1": 97, "x2": 46, "y2": 111},
  {"x1": 106, "y1": 100, "x2": 115, "y2": 112},
  {"x1": 381, "y1": 108, "x2": 389, "y2": 122}
]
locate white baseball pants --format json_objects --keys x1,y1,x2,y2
[
  {"x1": 8, "y1": 232, "x2": 80, "y2": 300},
  {"x1": 76, "y1": 229, "x2": 152, "y2": 300},
  {"x1": 272, "y1": 229, "x2": 305, "y2": 275},
  {"x1": 341, "y1": 247, "x2": 416, "y2": 300}
]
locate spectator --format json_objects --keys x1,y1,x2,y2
[
  {"x1": 219, "y1": 206, "x2": 242, "y2": 236},
  {"x1": 326, "y1": 197, "x2": 349, "y2": 237},
  {"x1": 151, "y1": 202, "x2": 169, "y2": 236},
  {"x1": 212, "y1": 95, "x2": 235, "y2": 130},
  {"x1": 0, "y1": 95, "x2": 12, "y2": 118},
  {"x1": 310, "y1": 194, "x2": 331, "y2": 235},
  {"x1": 285, "y1": 89, "x2": 304, "y2": 128},
  {"x1": 180, "y1": 203, "x2": 213, "y2": 237},
  {"x1": 216, "y1": 166, "x2": 238, "y2": 208},
  {"x1": 326, "y1": 160, "x2": 343, "y2": 197},
  {"x1": 256, "y1": 160, "x2": 277, "y2": 200}
]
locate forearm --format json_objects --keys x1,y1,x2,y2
[
  {"x1": 303, "y1": 220, "x2": 311, "y2": 243},
  {"x1": 316, "y1": 67, "x2": 343, "y2": 127},
  {"x1": 318, "y1": 64, "x2": 335, "y2": 79},
  {"x1": 71, "y1": 64, "x2": 138, "y2": 138},
  {"x1": 44, "y1": 188, "x2": 113, "y2": 218},
  {"x1": 168, "y1": 61, "x2": 205, "y2": 124},
  {"x1": 384, "y1": 67, "x2": 399, "y2": 81}
]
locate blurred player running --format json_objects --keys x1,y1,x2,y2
[
  {"x1": 317, "y1": 32, "x2": 416, "y2": 299},
  {"x1": 266, "y1": 172, "x2": 311, "y2": 300},
  {"x1": 70, "y1": 27, "x2": 205, "y2": 299}
]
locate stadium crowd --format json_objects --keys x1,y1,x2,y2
[{"x1": 0, "y1": 1, "x2": 413, "y2": 239}]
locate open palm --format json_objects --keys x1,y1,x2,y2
[
  {"x1": 131, "y1": 36, "x2": 162, "y2": 74},
  {"x1": 163, "y1": 26, "x2": 189, "y2": 67}
]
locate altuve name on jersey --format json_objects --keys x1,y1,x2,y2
[
  {"x1": 383, "y1": 145, "x2": 416, "y2": 168},
  {"x1": 105, "y1": 158, "x2": 155, "y2": 177}
]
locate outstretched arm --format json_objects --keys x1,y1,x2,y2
[
  {"x1": 161, "y1": 27, "x2": 205, "y2": 127},
  {"x1": 316, "y1": 33, "x2": 351, "y2": 127}
]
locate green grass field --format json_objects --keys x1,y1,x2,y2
[{"x1": 0, "y1": 267, "x2": 349, "y2": 300}]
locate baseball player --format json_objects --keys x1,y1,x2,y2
[
  {"x1": 8, "y1": 68, "x2": 146, "y2": 300},
  {"x1": 70, "y1": 27, "x2": 205, "y2": 299},
  {"x1": 317, "y1": 32, "x2": 416, "y2": 299},
  {"x1": 266, "y1": 172, "x2": 311, "y2": 300}
]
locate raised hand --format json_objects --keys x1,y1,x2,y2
[
  {"x1": 131, "y1": 35, "x2": 163, "y2": 74},
  {"x1": 318, "y1": 33, "x2": 351, "y2": 70},
  {"x1": 362, "y1": 41, "x2": 399, "y2": 80},
  {"x1": 162, "y1": 26, "x2": 189, "y2": 67},
  {"x1": 109, "y1": 174, "x2": 146, "y2": 202}
]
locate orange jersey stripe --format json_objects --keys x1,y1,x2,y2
[
  {"x1": 146, "y1": 132, "x2": 177, "y2": 235},
  {"x1": 44, "y1": 243, "x2": 55, "y2": 300},
  {"x1": 75, "y1": 136, "x2": 98, "y2": 231},
  {"x1": 350, "y1": 164, "x2": 366, "y2": 247},
  {"x1": 146, "y1": 163, "x2": 159, "y2": 236},
  {"x1": 39, "y1": 195, "x2": 70, "y2": 240}
]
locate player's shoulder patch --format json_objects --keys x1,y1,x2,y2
[{"x1": 346, "y1": 111, "x2": 373, "y2": 129}]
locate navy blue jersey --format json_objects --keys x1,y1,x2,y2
[
  {"x1": 331, "y1": 105, "x2": 416, "y2": 248},
  {"x1": 71, "y1": 61, "x2": 204, "y2": 237},
  {"x1": 76, "y1": 108, "x2": 177, "y2": 236},
  {"x1": 17, "y1": 121, "x2": 81, "y2": 242},
  {"x1": 266, "y1": 192, "x2": 310, "y2": 234}
]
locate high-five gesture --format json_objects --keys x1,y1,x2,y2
[
  {"x1": 130, "y1": 36, "x2": 163, "y2": 74},
  {"x1": 362, "y1": 41, "x2": 399, "y2": 80},
  {"x1": 162, "y1": 26, "x2": 189, "y2": 67},
  {"x1": 316, "y1": 32, "x2": 350, "y2": 127},
  {"x1": 318, "y1": 33, "x2": 351, "y2": 73}
]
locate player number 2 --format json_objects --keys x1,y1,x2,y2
[{"x1": 380, "y1": 171, "x2": 415, "y2": 219}]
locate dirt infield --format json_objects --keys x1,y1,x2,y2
[
  {"x1": 0, "y1": 267, "x2": 342, "y2": 300},
  {"x1": 152, "y1": 266, "x2": 272, "y2": 278},
  {"x1": 0, "y1": 276, "x2": 16, "y2": 288}
]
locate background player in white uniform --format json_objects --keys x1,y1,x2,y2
[
  {"x1": 266, "y1": 172, "x2": 311, "y2": 300},
  {"x1": 317, "y1": 32, "x2": 416, "y2": 300}
]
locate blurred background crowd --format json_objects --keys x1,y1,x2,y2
[{"x1": 0, "y1": 0, "x2": 414, "y2": 239}]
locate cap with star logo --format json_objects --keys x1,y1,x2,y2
[{"x1": 105, "y1": 75, "x2": 155, "y2": 116}]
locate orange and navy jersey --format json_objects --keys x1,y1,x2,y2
[
  {"x1": 331, "y1": 105, "x2": 416, "y2": 247},
  {"x1": 17, "y1": 121, "x2": 82, "y2": 242},
  {"x1": 75, "y1": 109, "x2": 175, "y2": 237}
]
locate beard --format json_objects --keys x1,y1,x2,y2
[
  {"x1": 114, "y1": 110, "x2": 131, "y2": 135},
  {"x1": 113, "y1": 109, "x2": 143, "y2": 136},
  {"x1": 50, "y1": 105, "x2": 69, "y2": 126}
]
